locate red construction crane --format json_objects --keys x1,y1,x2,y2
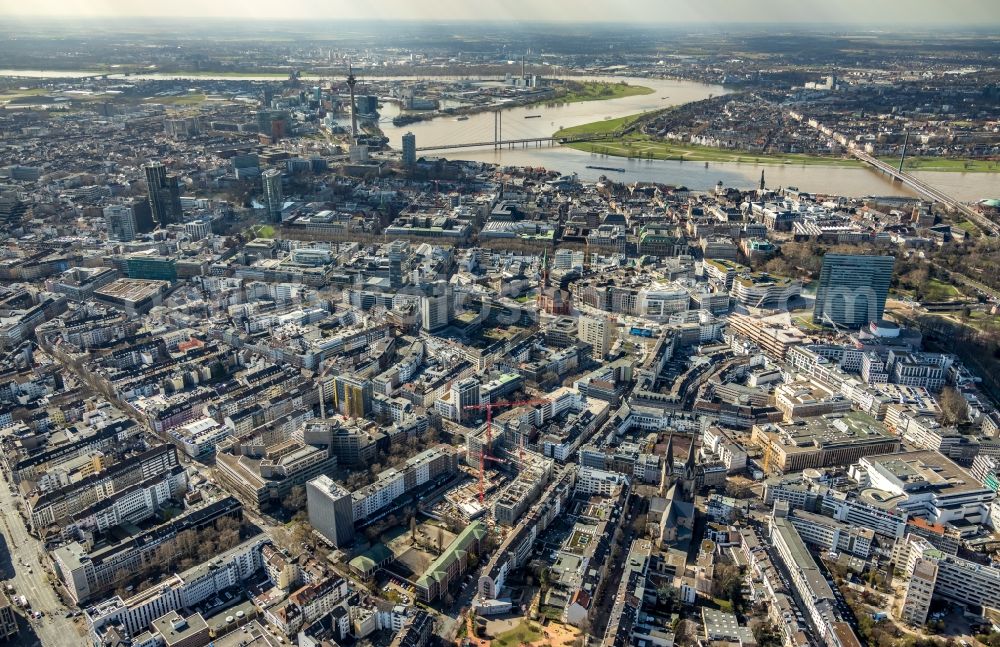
[{"x1": 464, "y1": 398, "x2": 549, "y2": 503}]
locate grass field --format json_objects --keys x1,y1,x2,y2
[
  {"x1": 544, "y1": 81, "x2": 654, "y2": 105},
  {"x1": 954, "y1": 219, "x2": 981, "y2": 235},
  {"x1": 148, "y1": 70, "x2": 290, "y2": 78},
  {"x1": 791, "y1": 313, "x2": 826, "y2": 332},
  {"x1": 253, "y1": 224, "x2": 277, "y2": 238},
  {"x1": 556, "y1": 114, "x2": 1000, "y2": 171},
  {"x1": 922, "y1": 278, "x2": 963, "y2": 301},
  {"x1": 713, "y1": 597, "x2": 734, "y2": 612},
  {"x1": 0, "y1": 87, "x2": 51, "y2": 101},
  {"x1": 556, "y1": 112, "x2": 648, "y2": 137},
  {"x1": 493, "y1": 620, "x2": 543, "y2": 647}
]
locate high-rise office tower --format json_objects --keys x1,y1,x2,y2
[
  {"x1": 387, "y1": 240, "x2": 409, "y2": 289},
  {"x1": 131, "y1": 197, "x2": 155, "y2": 233},
  {"x1": 578, "y1": 314, "x2": 613, "y2": 360},
  {"x1": 104, "y1": 204, "x2": 138, "y2": 241},
  {"x1": 420, "y1": 283, "x2": 451, "y2": 333},
  {"x1": 143, "y1": 161, "x2": 182, "y2": 228},
  {"x1": 451, "y1": 378, "x2": 481, "y2": 423},
  {"x1": 401, "y1": 132, "x2": 416, "y2": 166},
  {"x1": 257, "y1": 109, "x2": 271, "y2": 134},
  {"x1": 307, "y1": 475, "x2": 355, "y2": 548},
  {"x1": 813, "y1": 254, "x2": 895, "y2": 328},
  {"x1": 347, "y1": 66, "x2": 358, "y2": 143},
  {"x1": 0, "y1": 192, "x2": 28, "y2": 227},
  {"x1": 262, "y1": 169, "x2": 283, "y2": 222}
]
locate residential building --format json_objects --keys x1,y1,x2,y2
[
  {"x1": 352, "y1": 445, "x2": 458, "y2": 522},
  {"x1": 894, "y1": 533, "x2": 1000, "y2": 613}
]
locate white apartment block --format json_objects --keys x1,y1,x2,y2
[
  {"x1": 787, "y1": 509, "x2": 873, "y2": 558},
  {"x1": 894, "y1": 534, "x2": 1000, "y2": 611},
  {"x1": 576, "y1": 466, "x2": 629, "y2": 497},
  {"x1": 86, "y1": 537, "x2": 267, "y2": 641},
  {"x1": 351, "y1": 445, "x2": 457, "y2": 521}
]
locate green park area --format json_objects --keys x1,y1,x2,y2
[
  {"x1": 921, "y1": 278, "x2": 963, "y2": 301},
  {"x1": 250, "y1": 224, "x2": 277, "y2": 239},
  {"x1": 545, "y1": 80, "x2": 654, "y2": 105},
  {"x1": 492, "y1": 620, "x2": 544, "y2": 647}
]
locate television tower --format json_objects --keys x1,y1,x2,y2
[{"x1": 347, "y1": 64, "x2": 358, "y2": 143}]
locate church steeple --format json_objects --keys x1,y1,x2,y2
[
  {"x1": 660, "y1": 434, "x2": 674, "y2": 498},
  {"x1": 684, "y1": 437, "x2": 696, "y2": 471},
  {"x1": 759, "y1": 170, "x2": 766, "y2": 192},
  {"x1": 682, "y1": 437, "x2": 697, "y2": 498},
  {"x1": 665, "y1": 433, "x2": 674, "y2": 471}
]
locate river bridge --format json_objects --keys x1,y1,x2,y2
[
  {"x1": 848, "y1": 148, "x2": 999, "y2": 236},
  {"x1": 414, "y1": 108, "x2": 624, "y2": 152},
  {"x1": 790, "y1": 110, "x2": 998, "y2": 236},
  {"x1": 415, "y1": 133, "x2": 614, "y2": 152}
]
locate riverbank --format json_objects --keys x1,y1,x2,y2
[{"x1": 555, "y1": 114, "x2": 1000, "y2": 171}]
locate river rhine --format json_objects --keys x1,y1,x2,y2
[{"x1": 2, "y1": 69, "x2": 996, "y2": 201}]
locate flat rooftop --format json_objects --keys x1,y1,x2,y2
[
  {"x1": 863, "y1": 449, "x2": 987, "y2": 497},
  {"x1": 758, "y1": 411, "x2": 893, "y2": 451},
  {"x1": 94, "y1": 278, "x2": 168, "y2": 302}
]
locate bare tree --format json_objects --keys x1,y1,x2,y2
[
  {"x1": 282, "y1": 485, "x2": 307, "y2": 511},
  {"x1": 939, "y1": 386, "x2": 968, "y2": 426},
  {"x1": 675, "y1": 619, "x2": 697, "y2": 647}
]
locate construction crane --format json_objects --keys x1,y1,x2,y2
[
  {"x1": 820, "y1": 311, "x2": 845, "y2": 335},
  {"x1": 463, "y1": 398, "x2": 550, "y2": 503}
]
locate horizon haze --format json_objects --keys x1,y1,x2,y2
[{"x1": 0, "y1": 0, "x2": 998, "y2": 26}]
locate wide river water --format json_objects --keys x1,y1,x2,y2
[{"x1": 2, "y1": 69, "x2": 996, "y2": 201}]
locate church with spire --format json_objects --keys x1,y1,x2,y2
[
  {"x1": 654, "y1": 434, "x2": 697, "y2": 549},
  {"x1": 756, "y1": 169, "x2": 767, "y2": 198},
  {"x1": 536, "y1": 249, "x2": 571, "y2": 315}
]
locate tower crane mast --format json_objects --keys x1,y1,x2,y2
[{"x1": 463, "y1": 398, "x2": 550, "y2": 502}]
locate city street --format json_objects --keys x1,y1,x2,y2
[{"x1": 0, "y1": 470, "x2": 81, "y2": 646}]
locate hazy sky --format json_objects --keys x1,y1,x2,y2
[{"x1": 0, "y1": 0, "x2": 998, "y2": 24}]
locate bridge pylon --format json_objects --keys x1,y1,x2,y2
[{"x1": 493, "y1": 110, "x2": 502, "y2": 150}]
